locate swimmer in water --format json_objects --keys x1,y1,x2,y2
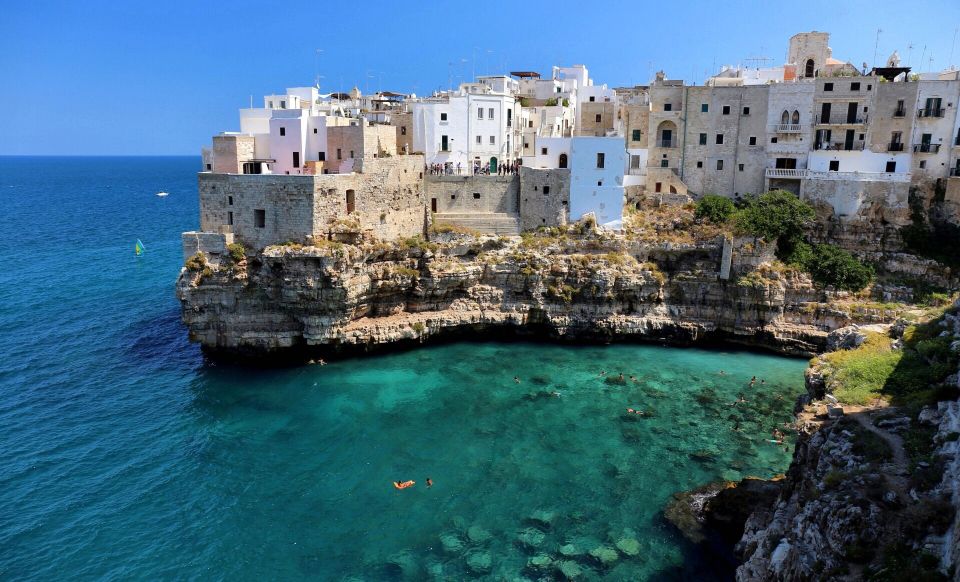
[
  {"x1": 599, "y1": 370, "x2": 607, "y2": 377},
  {"x1": 426, "y1": 477, "x2": 433, "y2": 488},
  {"x1": 514, "y1": 376, "x2": 520, "y2": 384}
]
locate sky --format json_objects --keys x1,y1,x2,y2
[{"x1": 1, "y1": 0, "x2": 959, "y2": 155}]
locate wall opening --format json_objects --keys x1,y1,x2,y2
[
  {"x1": 346, "y1": 189, "x2": 355, "y2": 214},
  {"x1": 558, "y1": 153, "x2": 568, "y2": 169},
  {"x1": 254, "y1": 209, "x2": 266, "y2": 228},
  {"x1": 805, "y1": 59, "x2": 814, "y2": 78}
]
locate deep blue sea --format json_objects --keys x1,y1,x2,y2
[{"x1": 0, "y1": 156, "x2": 808, "y2": 581}]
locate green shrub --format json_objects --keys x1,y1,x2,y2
[
  {"x1": 801, "y1": 244, "x2": 874, "y2": 291},
  {"x1": 185, "y1": 252, "x2": 206, "y2": 271},
  {"x1": 226, "y1": 243, "x2": 246, "y2": 263},
  {"x1": 734, "y1": 190, "x2": 815, "y2": 241},
  {"x1": 695, "y1": 194, "x2": 735, "y2": 224},
  {"x1": 411, "y1": 322, "x2": 425, "y2": 333},
  {"x1": 544, "y1": 97, "x2": 558, "y2": 106}
]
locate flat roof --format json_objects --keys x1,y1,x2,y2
[{"x1": 510, "y1": 71, "x2": 541, "y2": 78}]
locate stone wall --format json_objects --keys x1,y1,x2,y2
[
  {"x1": 392, "y1": 112, "x2": 413, "y2": 154},
  {"x1": 425, "y1": 175, "x2": 519, "y2": 214},
  {"x1": 577, "y1": 101, "x2": 615, "y2": 136},
  {"x1": 212, "y1": 135, "x2": 255, "y2": 174},
  {"x1": 519, "y1": 167, "x2": 570, "y2": 230},
  {"x1": 181, "y1": 231, "x2": 234, "y2": 266},
  {"x1": 197, "y1": 155, "x2": 426, "y2": 249}
]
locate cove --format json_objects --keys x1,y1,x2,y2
[{"x1": 6, "y1": 340, "x2": 804, "y2": 580}]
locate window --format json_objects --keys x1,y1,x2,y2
[
  {"x1": 440, "y1": 112, "x2": 448, "y2": 121},
  {"x1": 632, "y1": 129, "x2": 642, "y2": 141},
  {"x1": 697, "y1": 161, "x2": 703, "y2": 168},
  {"x1": 541, "y1": 147, "x2": 548, "y2": 155},
  {"x1": 595, "y1": 114, "x2": 602, "y2": 122},
  {"x1": 280, "y1": 100, "x2": 286, "y2": 108},
  {"x1": 699, "y1": 133, "x2": 707, "y2": 145},
  {"x1": 851, "y1": 82, "x2": 860, "y2": 90},
  {"x1": 829, "y1": 160, "x2": 839, "y2": 171},
  {"x1": 489, "y1": 136, "x2": 495, "y2": 145},
  {"x1": 664, "y1": 103, "x2": 672, "y2": 112},
  {"x1": 749, "y1": 136, "x2": 757, "y2": 145},
  {"x1": 337, "y1": 148, "x2": 342, "y2": 160},
  {"x1": 867, "y1": 84, "x2": 872, "y2": 91},
  {"x1": 885, "y1": 161, "x2": 896, "y2": 172},
  {"x1": 228, "y1": 195, "x2": 233, "y2": 205},
  {"x1": 318, "y1": 152, "x2": 325, "y2": 161},
  {"x1": 701, "y1": 103, "x2": 709, "y2": 113},
  {"x1": 313, "y1": 128, "x2": 317, "y2": 134},
  {"x1": 589, "y1": 96, "x2": 595, "y2": 102},
  {"x1": 722, "y1": 105, "x2": 730, "y2": 115},
  {"x1": 478, "y1": 108, "x2": 484, "y2": 119},
  {"x1": 738, "y1": 164, "x2": 744, "y2": 171},
  {"x1": 473, "y1": 193, "x2": 481, "y2": 199},
  {"x1": 349, "y1": 150, "x2": 354, "y2": 159},
  {"x1": 227, "y1": 211, "x2": 233, "y2": 225},
  {"x1": 488, "y1": 108, "x2": 494, "y2": 118},
  {"x1": 476, "y1": 135, "x2": 482, "y2": 144},
  {"x1": 280, "y1": 127, "x2": 286, "y2": 136},
  {"x1": 660, "y1": 159, "x2": 668, "y2": 167},
  {"x1": 891, "y1": 131, "x2": 902, "y2": 144},
  {"x1": 858, "y1": 134, "x2": 864, "y2": 140},
  {"x1": 206, "y1": 163, "x2": 211, "y2": 171},
  {"x1": 805, "y1": 59, "x2": 815, "y2": 78},
  {"x1": 254, "y1": 209, "x2": 265, "y2": 228},
  {"x1": 597, "y1": 180, "x2": 603, "y2": 186},
  {"x1": 771, "y1": 137, "x2": 778, "y2": 144},
  {"x1": 824, "y1": 82, "x2": 834, "y2": 91},
  {"x1": 630, "y1": 155, "x2": 640, "y2": 168},
  {"x1": 716, "y1": 160, "x2": 724, "y2": 171},
  {"x1": 715, "y1": 134, "x2": 724, "y2": 144},
  {"x1": 400, "y1": 126, "x2": 407, "y2": 135},
  {"x1": 919, "y1": 160, "x2": 927, "y2": 169},
  {"x1": 543, "y1": 186, "x2": 550, "y2": 194},
  {"x1": 268, "y1": 101, "x2": 273, "y2": 108},
  {"x1": 596, "y1": 153, "x2": 605, "y2": 168},
  {"x1": 792, "y1": 110, "x2": 800, "y2": 124}
]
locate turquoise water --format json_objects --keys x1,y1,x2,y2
[{"x1": 0, "y1": 157, "x2": 808, "y2": 580}]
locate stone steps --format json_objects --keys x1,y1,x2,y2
[{"x1": 433, "y1": 212, "x2": 521, "y2": 236}]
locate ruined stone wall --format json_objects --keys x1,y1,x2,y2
[
  {"x1": 314, "y1": 155, "x2": 426, "y2": 242},
  {"x1": 212, "y1": 135, "x2": 255, "y2": 174},
  {"x1": 519, "y1": 167, "x2": 570, "y2": 230},
  {"x1": 425, "y1": 175, "x2": 519, "y2": 214}
]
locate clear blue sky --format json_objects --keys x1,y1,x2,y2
[{"x1": 2, "y1": 0, "x2": 958, "y2": 155}]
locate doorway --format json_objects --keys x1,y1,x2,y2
[
  {"x1": 489, "y1": 157, "x2": 497, "y2": 173},
  {"x1": 558, "y1": 153, "x2": 568, "y2": 169},
  {"x1": 346, "y1": 189, "x2": 355, "y2": 214},
  {"x1": 431, "y1": 198, "x2": 437, "y2": 213}
]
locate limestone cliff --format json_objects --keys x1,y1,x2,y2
[{"x1": 176, "y1": 230, "x2": 854, "y2": 360}]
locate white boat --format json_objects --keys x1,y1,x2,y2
[{"x1": 156, "y1": 191, "x2": 169, "y2": 197}]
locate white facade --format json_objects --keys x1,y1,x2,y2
[
  {"x1": 411, "y1": 85, "x2": 517, "y2": 171},
  {"x1": 569, "y1": 137, "x2": 626, "y2": 228},
  {"x1": 807, "y1": 150, "x2": 911, "y2": 174}
]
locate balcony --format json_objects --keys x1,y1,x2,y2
[
  {"x1": 765, "y1": 168, "x2": 806, "y2": 179},
  {"x1": 893, "y1": 108, "x2": 906, "y2": 118},
  {"x1": 814, "y1": 141, "x2": 865, "y2": 151},
  {"x1": 887, "y1": 142, "x2": 905, "y2": 152},
  {"x1": 772, "y1": 124, "x2": 803, "y2": 133},
  {"x1": 628, "y1": 167, "x2": 647, "y2": 176},
  {"x1": 815, "y1": 114, "x2": 868, "y2": 125},
  {"x1": 917, "y1": 108, "x2": 946, "y2": 118},
  {"x1": 913, "y1": 143, "x2": 941, "y2": 154},
  {"x1": 655, "y1": 139, "x2": 676, "y2": 148}
]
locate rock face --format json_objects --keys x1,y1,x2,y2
[{"x1": 177, "y1": 233, "x2": 850, "y2": 360}]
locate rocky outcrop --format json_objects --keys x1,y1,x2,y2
[{"x1": 176, "y1": 232, "x2": 853, "y2": 360}]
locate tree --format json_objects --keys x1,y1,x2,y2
[
  {"x1": 734, "y1": 190, "x2": 815, "y2": 242},
  {"x1": 695, "y1": 194, "x2": 735, "y2": 224}
]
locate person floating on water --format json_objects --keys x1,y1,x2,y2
[
  {"x1": 393, "y1": 480, "x2": 415, "y2": 490},
  {"x1": 617, "y1": 372, "x2": 624, "y2": 382},
  {"x1": 426, "y1": 477, "x2": 433, "y2": 488},
  {"x1": 514, "y1": 376, "x2": 520, "y2": 384},
  {"x1": 598, "y1": 370, "x2": 606, "y2": 377},
  {"x1": 749, "y1": 376, "x2": 757, "y2": 387}
]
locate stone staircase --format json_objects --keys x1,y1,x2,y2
[{"x1": 433, "y1": 212, "x2": 521, "y2": 236}]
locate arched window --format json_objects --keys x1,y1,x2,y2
[
  {"x1": 558, "y1": 153, "x2": 568, "y2": 168},
  {"x1": 792, "y1": 110, "x2": 800, "y2": 124},
  {"x1": 781, "y1": 110, "x2": 790, "y2": 124},
  {"x1": 805, "y1": 59, "x2": 815, "y2": 78}
]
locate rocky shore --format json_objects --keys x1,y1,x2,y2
[{"x1": 176, "y1": 229, "x2": 863, "y2": 362}]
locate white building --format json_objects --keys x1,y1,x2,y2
[{"x1": 411, "y1": 83, "x2": 518, "y2": 172}]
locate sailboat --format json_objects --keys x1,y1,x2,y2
[{"x1": 135, "y1": 239, "x2": 145, "y2": 256}]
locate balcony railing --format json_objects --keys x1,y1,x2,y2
[
  {"x1": 887, "y1": 142, "x2": 905, "y2": 152},
  {"x1": 772, "y1": 124, "x2": 803, "y2": 133},
  {"x1": 655, "y1": 139, "x2": 676, "y2": 148},
  {"x1": 815, "y1": 114, "x2": 868, "y2": 125},
  {"x1": 765, "y1": 168, "x2": 806, "y2": 179},
  {"x1": 917, "y1": 108, "x2": 946, "y2": 118},
  {"x1": 913, "y1": 143, "x2": 941, "y2": 153},
  {"x1": 814, "y1": 141, "x2": 865, "y2": 151},
  {"x1": 628, "y1": 167, "x2": 647, "y2": 176},
  {"x1": 893, "y1": 108, "x2": 906, "y2": 118}
]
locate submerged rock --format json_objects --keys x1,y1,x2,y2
[
  {"x1": 525, "y1": 509, "x2": 557, "y2": 529},
  {"x1": 465, "y1": 551, "x2": 492, "y2": 574},
  {"x1": 439, "y1": 532, "x2": 464, "y2": 553},
  {"x1": 467, "y1": 525, "x2": 492, "y2": 544},
  {"x1": 589, "y1": 545, "x2": 619, "y2": 566},
  {"x1": 516, "y1": 527, "x2": 546, "y2": 549},
  {"x1": 556, "y1": 559, "x2": 584, "y2": 579},
  {"x1": 615, "y1": 537, "x2": 640, "y2": 556},
  {"x1": 558, "y1": 543, "x2": 582, "y2": 558},
  {"x1": 527, "y1": 554, "x2": 553, "y2": 571}
]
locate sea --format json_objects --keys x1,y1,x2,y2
[{"x1": 0, "y1": 156, "x2": 808, "y2": 581}]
